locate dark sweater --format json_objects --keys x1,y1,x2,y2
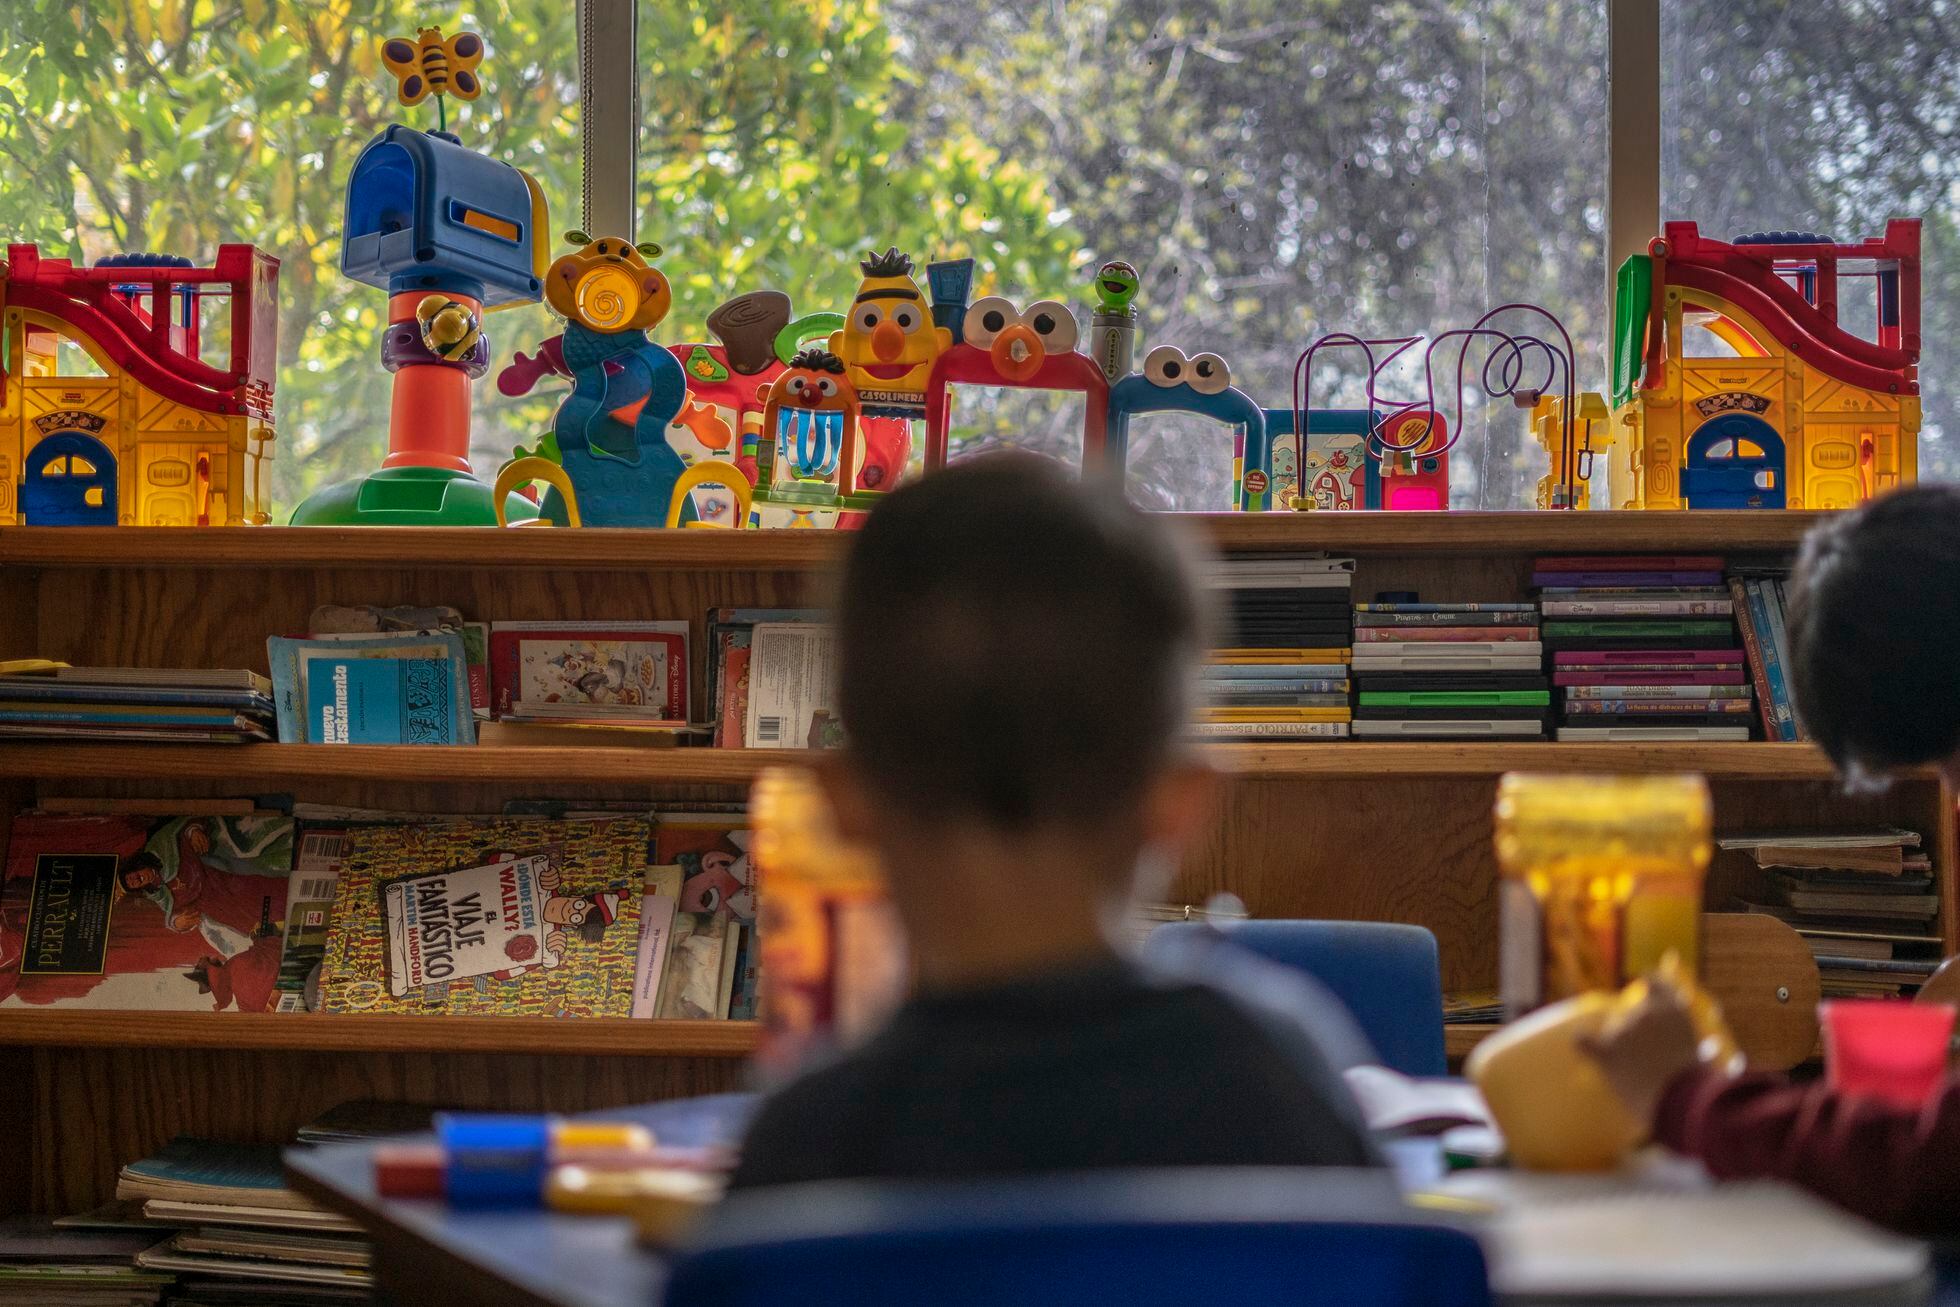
[
  {"x1": 1655, "y1": 1066, "x2": 1960, "y2": 1234},
  {"x1": 730, "y1": 952, "x2": 1379, "y2": 1190}
]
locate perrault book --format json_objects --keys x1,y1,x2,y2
[
  {"x1": 0, "y1": 814, "x2": 298, "y2": 1011},
  {"x1": 315, "y1": 817, "x2": 647, "y2": 1017}
]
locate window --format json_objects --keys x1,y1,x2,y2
[
  {"x1": 638, "y1": 0, "x2": 1608, "y2": 510},
  {"x1": 1662, "y1": 1, "x2": 1960, "y2": 481},
  {"x1": 0, "y1": 3, "x2": 580, "y2": 516}
]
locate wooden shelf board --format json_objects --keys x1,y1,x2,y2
[
  {"x1": 0, "y1": 740, "x2": 1879, "y2": 784},
  {"x1": 1445, "y1": 1024, "x2": 1497, "y2": 1059},
  {"x1": 0, "y1": 1009, "x2": 759, "y2": 1056},
  {"x1": 0, "y1": 513, "x2": 1827, "y2": 571}
]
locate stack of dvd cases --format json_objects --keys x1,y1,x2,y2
[
  {"x1": 1349, "y1": 600, "x2": 1547, "y2": 739},
  {"x1": 1536, "y1": 555, "x2": 1753, "y2": 742},
  {"x1": 1196, "y1": 555, "x2": 1354, "y2": 742}
]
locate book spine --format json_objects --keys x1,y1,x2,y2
[
  {"x1": 1199, "y1": 678, "x2": 1350, "y2": 694},
  {"x1": 1352, "y1": 627, "x2": 1538, "y2": 643},
  {"x1": 1533, "y1": 555, "x2": 1724, "y2": 572},
  {"x1": 1353, "y1": 611, "x2": 1527, "y2": 627},
  {"x1": 1727, "y1": 574, "x2": 1777, "y2": 741},
  {"x1": 1763, "y1": 578, "x2": 1803, "y2": 742},
  {"x1": 1353, "y1": 603, "x2": 1536, "y2": 613},
  {"x1": 1562, "y1": 698, "x2": 1755, "y2": 715},
  {"x1": 1185, "y1": 720, "x2": 1351, "y2": 738},
  {"x1": 1540, "y1": 599, "x2": 1733, "y2": 617},
  {"x1": 1748, "y1": 579, "x2": 1796, "y2": 741},
  {"x1": 1562, "y1": 684, "x2": 1741, "y2": 700}
]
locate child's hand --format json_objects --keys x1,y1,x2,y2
[{"x1": 1577, "y1": 978, "x2": 1705, "y2": 1127}]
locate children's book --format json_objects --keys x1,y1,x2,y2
[
  {"x1": 745, "y1": 623, "x2": 840, "y2": 749},
  {"x1": 654, "y1": 813, "x2": 755, "y2": 921},
  {"x1": 488, "y1": 621, "x2": 689, "y2": 720},
  {"x1": 0, "y1": 814, "x2": 298, "y2": 1011},
  {"x1": 304, "y1": 655, "x2": 463, "y2": 745},
  {"x1": 716, "y1": 921, "x2": 746, "y2": 1018},
  {"x1": 657, "y1": 913, "x2": 730, "y2": 1020},
  {"x1": 630, "y1": 865, "x2": 684, "y2": 1018},
  {"x1": 274, "y1": 828, "x2": 348, "y2": 1012},
  {"x1": 315, "y1": 817, "x2": 646, "y2": 1018},
  {"x1": 727, "y1": 921, "x2": 761, "y2": 1021},
  {"x1": 266, "y1": 633, "x2": 472, "y2": 745}
]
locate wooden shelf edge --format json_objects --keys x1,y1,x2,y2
[
  {"x1": 0, "y1": 1009, "x2": 760, "y2": 1057},
  {"x1": 0, "y1": 512, "x2": 1829, "y2": 570},
  {"x1": 1444, "y1": 1024, "x2": 1497, "y2": 1059},
  {"x1": 0, "y1": 740, "x2": 1892, "y2": 784}
]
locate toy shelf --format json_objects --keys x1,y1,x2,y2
[
  {"x1": 0, "y1": 740, "x2": 1894, "y2": 785},
  {"x1": 0, "y1": 512, "x2": 1832, "y2": 571},
  {"x1": 0, "y1": 1010, "x2": 759, "y2": 1058},
  {"x1": 0, "y1": 510, "x2": 1948, "y2": 1217}
]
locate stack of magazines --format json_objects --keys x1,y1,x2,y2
[{"x1": 0, "y1": 666, "x2": 274, "y2": 744}]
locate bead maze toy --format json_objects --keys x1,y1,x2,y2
[
  {"x1": 1606, "y1": 221, "x2": 1920, "y2": 509},
  {"x1": 1107, "y1": 345, "x2": 1271, "y2": 511},
  {"x1": 0, "y1": 243, "x2": 278, "y2": 526},
  {"x1": 923, "y1": 294, "x2": 1110, "y2": 473},
  {"x1": 289, "y1": 27, "x2": 549, "y2": 526},
  {"x1": 749, "y1": 348, "x2": 888, "y2": 521}
]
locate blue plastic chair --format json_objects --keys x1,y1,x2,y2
[
  {"x1": 1148, "y1": 920, "x2": 1447, "y2": 1076},
  {"x1": 663, "y1": 1168, "x2": 1491, "y2": 1307}
]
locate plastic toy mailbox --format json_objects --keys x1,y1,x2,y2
[
  {"x1": 1107, "y1": 346, "x2": 1271, "y2": 511},
  {"x1": 290, "y1": 115, "x2": 550, "y2": 525}
]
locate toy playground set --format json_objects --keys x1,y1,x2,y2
[{"x1": 0, "y1": 28, "x2": 1924, "y2": 530}]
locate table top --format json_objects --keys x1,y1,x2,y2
[
  {"x1": 285, "y1": 1094, "x2": 754, "y2": 1307},
  {"x1": 289, "y1": 1094, "x2": 1957, "y2": 1307}
]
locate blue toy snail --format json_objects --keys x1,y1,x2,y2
[{"x1": 527, "y1": 231, "x2": 692, "y2": 526}]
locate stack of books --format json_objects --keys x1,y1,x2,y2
[
  {"x1": 115, "y1": 1138, "x2": 372, "y2": 1302},
  {"x1": 1729, "y1": 828, "x2": 1943, "y2": 997},
  {"x1": 480, "y1": 620, "x2": 698, "y2": 748},
  {"x1": 1729, "y1": 565, "x2": 1803, "y2": 741},
  {"x1": 0, "y1": 1224, "x2": 172, "y2": 1305},
  {"x1": 1536, "y1": 555, "x2": 1752, "y2": 742},
  {"x1": 1196, "y1": 556, "x2": 1354, "y2": 741},
  {"x1": 0, "y1": 666, "x2": 274, "y2": 744},
  {"x1": 1349, "y1": 601, "x2": 1546, "y2": 739}
]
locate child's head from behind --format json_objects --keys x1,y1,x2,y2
[
  {"x1": 827, "y1": 454, "x2": 1213, "y2": 933},
  {"x1": 1789, "y1": 484, "x2": 1960, "y2": 784}
]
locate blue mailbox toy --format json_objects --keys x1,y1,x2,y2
[
  {"x1": 1107, "y1": 346, "x2": 1271, "y2": 511},
  {"x1": 342, "y1": 125, "x2": 548, "y2": 304}
]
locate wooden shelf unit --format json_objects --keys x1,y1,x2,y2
[{"x1": 0, "y1": 515, "x2": 1949, "y2": 1216}]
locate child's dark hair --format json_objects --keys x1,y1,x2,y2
[
  {"x1": 836, "y1": 453, "x2": 1209, "y2": 831},
  {"x1": 1788, "y1": 484, "x2": 1960, "y2": 775}
]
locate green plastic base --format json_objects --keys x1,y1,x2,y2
[{"x1": 288, "y1": 466, "x2": 539, "y2": 527}]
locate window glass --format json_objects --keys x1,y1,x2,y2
[
  {"x1": 0, "y1": 3, "x2": 580, "y2": 516},
  {"x1": 1662, "y1": 1, "x2": 1959, "y2": 481},
  {"x1": 640, "y1": 0, "x2": 1608, "y2": 510}
]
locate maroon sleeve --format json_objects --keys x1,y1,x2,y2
[{"x1": 1653, "y1": 1066, "x2": 1960, "y2": 1234}]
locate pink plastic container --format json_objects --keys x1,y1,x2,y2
[{"x1": 1820, "y1": 1000, "x2": 1956, "y2": 1109}]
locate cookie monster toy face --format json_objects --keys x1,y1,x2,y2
[{"x1": 1141, "y1": 344, "x2": 1230, "y2": 395}]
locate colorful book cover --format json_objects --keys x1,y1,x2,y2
[
  {"x1": 488, "y1": 622, "x2": 689, "y2": 719},
  {"x1": 1763, "y1": 579, "x2": 1804, "y2": 741},
  {"x1": 304, "y1": 656, "x2": 460, "y2": 745},
  {"x1": 275, "y1": 828, "x2": 348, "y2": 1012},
  {"x1": 316, "y1": 818, "x2": 646, "y2": 1017},
  {"x1": 653, "y1": 815, "x2": 755, "y2": 921},
  {"x1": 267, "y1": 633, "x2": 471, "y2": 745},
  {"x1": 462, "y1": 622, "x2": 491, "y2": 721},
  {"x1": 1746, "y1": 578, "x2": 1797, "y2": 741},
  {"x1": 0, "y1": 814, "x2": 297, "y2": 1011}
]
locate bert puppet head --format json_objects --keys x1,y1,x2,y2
[
  {"x1": 828, "y1": 247, "x2": 953, "y2": 412},
  {"x1": 545, "y1": 232, "x2": 671, "y2": 334}
]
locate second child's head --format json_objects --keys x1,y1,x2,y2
[
  {"x1": 824, "y1": 454, "x2": 1215, "y2": 966},
  {"x1": 1789, "y1": 484, "x2": 1960, "y2": 786}
]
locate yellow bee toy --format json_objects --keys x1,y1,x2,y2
[{"x1": 381, "y1": 27, "x2": 484, "y2": 131}]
